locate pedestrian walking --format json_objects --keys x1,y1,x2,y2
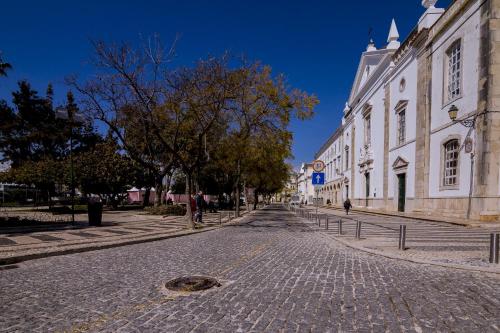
[
  {"x1": 190, "y1": 193, "x2": 197, "y2": 222},
  {"x1": 344, "y1": 198, "x2": 352, "y2": 215},
  {"x1": 195, "y1": 191, "x2": 204, "y2": 224}
]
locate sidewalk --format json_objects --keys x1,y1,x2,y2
[
  {"x1": 290, "y1": 206, "x2": 500, "y2": 274},
  {"x1": 0, "y1": 209, "x2": 253, "y2": 266},
  {"x1": 307, "y1": 204, "x2": 500, "y2": 228}
]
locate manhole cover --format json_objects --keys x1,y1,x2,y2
[{"x1": 165, "y1": 276, "x2": 221, "y2": 292}]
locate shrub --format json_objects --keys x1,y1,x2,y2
[{"x1": 145, "y1": 204, "x2": 186, "y2": 216}]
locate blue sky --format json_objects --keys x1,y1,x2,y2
[{"x1": 0, "y1": 0, "x2": 451, "y2": 167}]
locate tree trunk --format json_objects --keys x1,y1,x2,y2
[
  {"x1": 235, "y1": 184, "x2": 240, "y2": 217},
  {"x1": 154, "y1": 175, "x2": 163, "y2": 207},
  {"x1": 253, "y1": 190, "x2": 258, "y2": 210},
  {"x1": 244, "y1": 182, "x2": 250, "y2": 212},
  {"x1": 234, "y1": 159, "x2": 241, "y2": 217},
  {"x1": 142, "y1": 187, "x2": 150, "y2": 207},
  {"x1": 185, "y1": 172, "x2": 195, "y2": 229},
  {"x1": 47, "y1": 189, "x2": 52, "y2": 209}
]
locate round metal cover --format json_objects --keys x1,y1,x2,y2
[{"x1": 165, "y1": 276, "x2": 221, "y2": 292}]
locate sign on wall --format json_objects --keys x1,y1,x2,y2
[
  {"x1": 312, "y1": 160, "x2": 326, "y2": 172},
  {"x1": 312, "y1": 172, "x2": 325, "y2": 186},
  {"x1": 464, "y1": 137, "x2": 474, "y2": 154}
]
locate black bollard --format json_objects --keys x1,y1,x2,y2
[
  {"x1": 489, "y1": 233, "x2": 499, "y2": 264},
  {"x1": 326, "y1": 217, "x2": 329, "y2": 230},
  {"x1": 398, "y1": 225, "x2": 407, "y2": 250},
  {"x1": 355, "y1": 221, "x2": 362, "y2": 239},
  {"x1": 338, "y1": 219, "x2": 343, "y2": 235}
]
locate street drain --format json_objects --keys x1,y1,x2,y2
[{"x1": 165, "y1": 276, "x2": 221, "y2": 292}]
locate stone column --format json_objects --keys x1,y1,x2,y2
[
  {"x1": 383, "y1": 84, "x2": 390, "y2": 210},
  {"x1": 351, "y1": 125, "x2": 356, "y2": 200},
  {"x1": 476, "y1": 0, "x2": 500, "y2": 221},
  {"x1": 414, "y1": 31, "x2": 432, "y2": 213}
]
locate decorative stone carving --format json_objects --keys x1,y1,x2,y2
[
  {"x1": 392, "y1": 156, "x2": 409, "y2": 170},
  {"x1": 358, "y1": 144, "x2": 374, "y2": 173},
  {"x1": 422, "y1": 0, "x2": 437, "y2": 9}
]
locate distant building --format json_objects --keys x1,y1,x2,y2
[
  {"x1": 307, "y1": 0, "x2": 500, "y2": 221},
  {"x1": 297, "y1": 162, "x2": 315, "y2": 204},
  {"x1": 315, "y1": 127, "x2": 345, "y2": 205},
  {"x1": 280, "y1": 172, "x2": 298, "y2": 202}
]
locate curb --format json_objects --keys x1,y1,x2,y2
[
  {"x1": 0, "y1": 209, "x2": 260, "y2": 266},
  {"x1": 0, "y1": 227, "x2": 216, "y2": 266},
  {"x1": 292, "y1": 213, "x2": 500, "y2": 276}
]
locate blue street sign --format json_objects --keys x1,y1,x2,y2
[{"x1": 312, "y1": 172, "x2": 325, "y2": 186}]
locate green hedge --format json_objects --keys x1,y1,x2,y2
[{"x1": 145, "y1": 205, "x2": 186, "y2": 216}]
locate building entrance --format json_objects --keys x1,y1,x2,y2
[{"x1": 397, "y1": 173, "x2": 406, "y2": 212}]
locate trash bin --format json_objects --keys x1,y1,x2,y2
[{"x1": 88, "y1": 201, "x2": 103, "y2": 226}]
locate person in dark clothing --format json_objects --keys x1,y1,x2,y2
[
  {"x1": 190, "y1": 193, "x2": 197, "y2": 222},
  {"x1": 344, "y1": 198, "x2": 352, "y2": 215},
  {"x1": 195, "y1": 191, "x2": 204, "y2": 223}
]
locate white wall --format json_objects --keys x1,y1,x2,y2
[
  {"x1": 388, "y1": 52, "x2": 418, "y2": 200},
  {"x1": 351, "y1": 76, "x2": 387, "y2": 204},
  {"x1": 428, "y1": 0, "x2": 481, "y2": 198}
]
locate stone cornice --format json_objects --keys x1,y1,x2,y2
[{"x1": 427, "y1": 0, "x2": 479, "y2": 44}]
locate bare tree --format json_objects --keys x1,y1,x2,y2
[
  {"x1": 69, "y1": 38, "x2": 236, "y2": 228},
  {"x1": 68, "y1": 37, "x2": 177, "y2": 207}
]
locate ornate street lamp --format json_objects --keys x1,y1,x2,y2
[
  {"x1": 56, "y1": 107, "x2": 84, "y2": 224},
  {"x1": 447, "y1": 104, "x2": 458, "y2": 121}
]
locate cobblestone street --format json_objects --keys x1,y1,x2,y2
[{"x1": 1, "y1": 205, "x2": 499, "y2": 332}]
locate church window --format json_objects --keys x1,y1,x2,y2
[
  {"x1": 345, "y1": 145, "x2": 350, "y2": 170},
  {"x1": 397, "y1": 109, "x2": 406, "y2": 145},
  {"x1": 445, "y1": 40, "x2": 462, "y2": 102},
  {"x1": 364, "y1": 114, "x2": 371, "y2": 145},
  {"x1": 443, "y1": 139, "x2": 459, "y2": 186}
]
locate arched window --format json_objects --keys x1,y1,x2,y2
[
  {"x1": 345, "y1": 145, "x2": 350, "y2": 170},
  {"x1": 443, "y1": 139, "x2": 459, "y2": 186},
  {"x1": 445, "y1": 40, "x2": 462, "y2": 102}
]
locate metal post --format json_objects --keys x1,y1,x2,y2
[
  {"x1": 466, "y1": 153, "x2": 474, "y2": 220},
  {"x1": 355, "y1": 221, "x2": 361, "y2": 239},
  {"x1": 496, "y1": 234, "x2": 499, "y2": 264},
  {"x1": 326, "y1": 217, "x2": 329, "y2": 230},
  {"x1": 70, "y1": 121, "x2": 75, "y2": 225},
  {"x1": 317, "y1": 214, "x2": 320, "y2": 227},
  {"x1": 228, "y1": 212, "x2": 231, "y2": 222},
  {"x1": 219, "y1": 212, "x2": 222, "y2": 225},
  {"x1": 315, "y1": 189, "x2": 318, "y2": 219},
  {"x1": 398, "y1": 225, "x2": 407, "y2": 250},
  {"x1": 338, "y1": 219, "x2": 342, "y2": 235},
  {"x1": 489, "y1": 233, "x2": 499, "y2": 264}
]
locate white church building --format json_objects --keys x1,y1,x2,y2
[{"x1": 311, "y1": 0, "x2": 500, "y2": 221}]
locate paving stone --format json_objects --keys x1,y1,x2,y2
[{"x1": 0, "y1": 205, "x2": 499, "y2": 332}]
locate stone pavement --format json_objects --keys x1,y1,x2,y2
[
  {"x1": 0, "y1": 205, "x2": 499, "y2": 332},
  {"x1": 0, "y1": 210, "x2": 244, "y2": 265},
  {"x1": 293, "y1": 205, "x2": 500, "y2": 273}
]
